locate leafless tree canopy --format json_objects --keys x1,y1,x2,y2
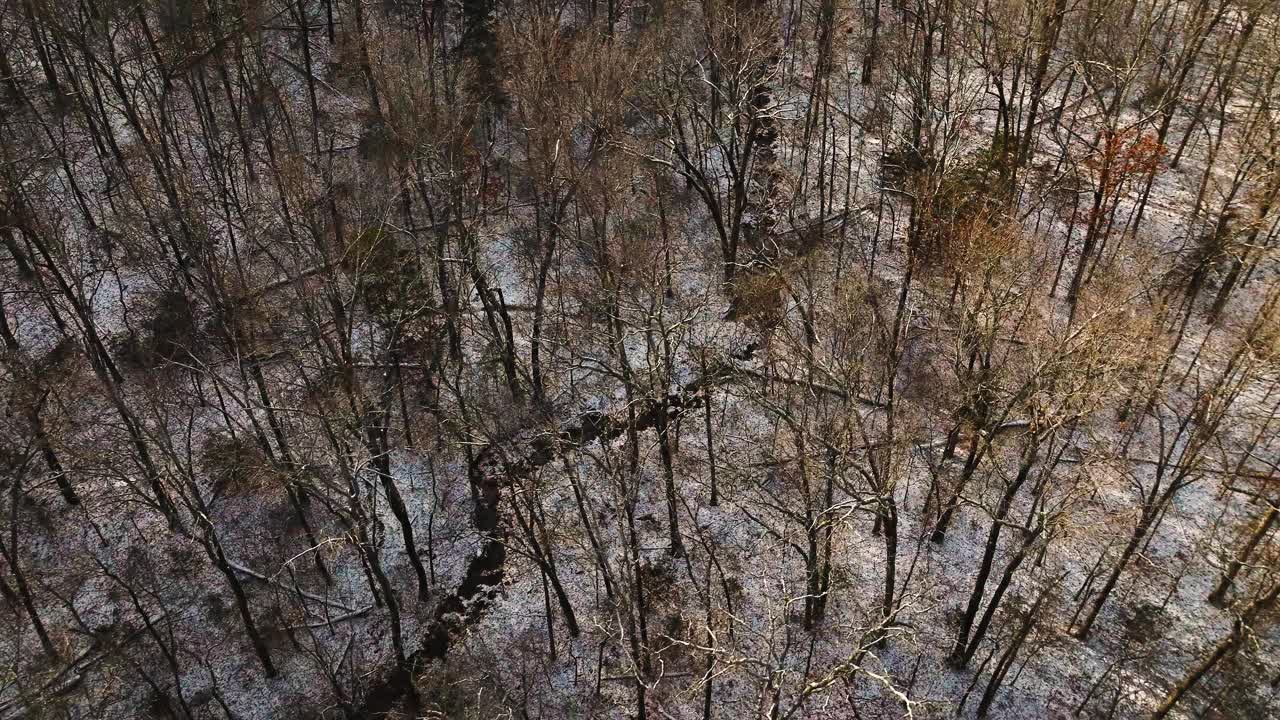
[{"x1": 1, "y1": 0, "x2": 1279, "y2": 717}]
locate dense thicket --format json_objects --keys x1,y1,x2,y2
[{"x1": 1, "y1": 0, "x2": 1279, "y2": 718}]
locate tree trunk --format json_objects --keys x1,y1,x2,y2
[
  {"x1": 954, "y1": 443, "x2": 1038, "y2": 663},
  {"x1": 1152, "y1": 579, "x2": 1280, "y2": 719},
  {"x1": 1209, "y1": 504, "x2": 1278, "y2": 605}
]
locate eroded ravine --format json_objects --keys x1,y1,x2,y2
[{"x1": 355, "y1": 359, "x2": 740, "y2": 718}]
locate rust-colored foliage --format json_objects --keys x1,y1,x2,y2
[{"x1": 1087, "y1": 128, "x2": 1166, "y2": 197}]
